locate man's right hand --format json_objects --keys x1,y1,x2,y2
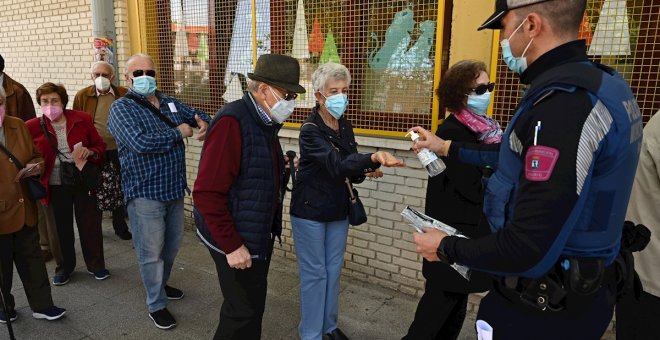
[
  {"x1": 226, "y1": 245, "x2": 252, "y2": 270},
  {"x1": 408, "y1": 126, "x2": 449, "y2": 156},
  {"x1": 177, "y1": 123, "x2": 193, "y2": 138}
]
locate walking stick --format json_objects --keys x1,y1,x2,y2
[{"x1": 0, "y1": 238, "x2": 17, "y2": 340}]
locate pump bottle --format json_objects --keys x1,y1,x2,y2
[{"x1": 406, "y1": 131, "x2": 446, "y2": 177}]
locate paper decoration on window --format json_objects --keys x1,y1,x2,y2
[
  {"x1": 197, "y1": 34, "x2": 208, "y2": 66},
  {"x1": 578, "y1": 13, "x2": 593, "y2": 46},
  {"x1": 224, "y1": 0, "x2": 271, "y2": 97},
  {"x1": 309, "y1": 17, "x2": 324, "y2": 56},
  {"x1": 368, "y1": 8, "x2": 415, "y2": 74},
  {"x1": 588, "y1": 0, "x2": 631, "y2": 56},
  {"x1": 320, "y1": 29, "x2": 340, "y2": 64},
  {"x1": 291, "y1": 0, "x2": 309, "y2": 59}
]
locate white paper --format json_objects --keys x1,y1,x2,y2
[
  {"x1": 168, "y1": 102, "x2": 178, "y2": 112},
  {"x1": 73, "y1": 142, "x2": 82, "y2": 150},
  {"x1": 476, "y1": 320, "x2": 493, "y2": 340}
]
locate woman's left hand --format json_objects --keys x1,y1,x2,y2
[
  {"x1": 366, "y1": 169, "x2": 384, "y2": 178},
  {"x1": 371, "y1": 151, "x2": 406, "y2": 167}
]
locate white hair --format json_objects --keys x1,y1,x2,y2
[
  {"x1": 125, "y1": 53, "x2": 155, "y2": 74},
  {"x1": 90, "y1": 60, "x2": 114, "y2": 75},
  {"x1": 312, "y1": 63, "x2": 351, "y2": 93}
]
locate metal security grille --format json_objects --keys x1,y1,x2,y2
[
  {"x1": 142, "y1": 0, "x2": 450, "y2": 136},
  {"x1": 491, "y1": 0, "x2": 659, "y2": 128}
]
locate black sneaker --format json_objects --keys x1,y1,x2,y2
[
  {"x1": 115, "y1": 230, "x2": 132, "y2": 240},
  {"x1": 148, "y1": 308, "x2": 176, "y2": 330},
  {"x1": 0, "y1": 309, "x2": 17, "y2": 323},
  {"x1": 164, "y1": 285, "x2": 184, "y2": 300},
  {"x1": 32, "y1": 306, "x2": 66, "y2": 321}
]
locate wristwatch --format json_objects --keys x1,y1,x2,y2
[{"x1": 436, "y1": 237, "x2": 454, "y2": 265}]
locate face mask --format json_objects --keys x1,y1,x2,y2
[
  {"x1": 467, "y1": 91, "x2": 492, "y2": 116},
  {"x1": 42, "y1": 105, "x2": 64, "y2": 121},
  {"x1": 0, "y1": 105, "x2": 5, "y2": 128},
  {"x1": 266, "y1": 87, "x2": 295, "y2": 123},
  {"x1": 500, "y1": 19, "x2": 533, "y2": 74},
  {"x1": 322, "y1": 93, "x2": 348, "y2": 119},
  {"x1": 132, "y1": 75, "x2": 157, "y2": 96},
  {"x1": 95, "y1": 76, "x2": 111, "y2": 92}
]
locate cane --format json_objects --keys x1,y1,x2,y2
[{"x1": 0, "y1": 247, "x2": 17, "y2": 340}]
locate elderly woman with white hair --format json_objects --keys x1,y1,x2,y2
[{"x1": 290, "y1": 63, "x2": 404, "y2": 340}]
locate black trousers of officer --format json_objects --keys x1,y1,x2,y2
[
  {"x1": 477, "y1": 284, "x2": 614, "y2": 340},
  {"x1": 616, "y1": 289, "x2": 660, "y2": 340},
  {"x1": 209, "y1": 239, "x2": 274, "y2": 340}
]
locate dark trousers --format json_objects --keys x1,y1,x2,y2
[
  {"x1": 106, "y1": 150, "x2": 128, "y2": 234},
  {"x1": 476, "y1": 285, "x2": 614, "y2": 340},
  {"x1": 616, "y1": 290, "x2": 660, "y2": 340},
  {"x1": 402, "y1": 263, "x2": 468, "y2": 340},
  {"x1": 209, "y1": 245, "x2": 273, "y2": 340},
  {"x1": 0, "y1": 226, "x2": 54, "y2": 312},
  {"x1": 50, "y1": 184, "x2": 105, "y2": 275}
]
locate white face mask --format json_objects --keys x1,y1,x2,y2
[
  {"x1": 94, "y1": 76, "x2": 111, "y2": 92},
  {"x1": 265, "y1": 86, "x2": 295, "y2": 123}
]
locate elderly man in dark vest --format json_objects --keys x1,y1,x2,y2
[{"x1": 193, "y1": 54, "x2": 304, "y2": 340}]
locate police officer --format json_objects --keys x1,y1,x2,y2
[{"x1": 410, "y1": 0, "x2": 643, "y2": 339}]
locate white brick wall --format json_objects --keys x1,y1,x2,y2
[
  {"x1": 0, "y1": 0, "x2": 130, "y2": 111},
  {"x1": 184, "y1": 128, "x2": 430, "y2": 296}
]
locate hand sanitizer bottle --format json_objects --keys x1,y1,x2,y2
[{"x1": 406, "y1": 131, "x2": 446, "y2": 177}]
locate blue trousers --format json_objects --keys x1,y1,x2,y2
[
  {"x1": 127, "y1": 198, "x2": 184, "y2": 313},
  {"x1": 291, "y1": 216, "x2": 349, "y2": 340}
]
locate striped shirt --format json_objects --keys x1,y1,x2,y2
[{"x1": 108, "y1": 90, "x2": 211, "y2": 202}]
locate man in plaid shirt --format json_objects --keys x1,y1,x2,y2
[{"x1": 108, "y1": 53, "x2": 210, "y2": 330}]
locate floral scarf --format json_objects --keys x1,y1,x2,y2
[{"x1": 453, "y1": 108, "x2": 502, "y2": 144}]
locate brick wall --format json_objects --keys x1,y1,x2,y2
[
  {"x1": 184, "y1": 128, "x2": 430, "y2": 296},
  {"x1": 0, "y1": 0, "x2": 130, "y2": 110}
]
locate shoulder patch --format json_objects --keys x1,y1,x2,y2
[{"x1": 525, "y1": 146, "x2": 560, "y2": 181}]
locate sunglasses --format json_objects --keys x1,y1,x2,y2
[
  {"x1": 271, "y1": 87, "x2": 298, "y2": 101},
  {"x1": 471, "y1": 82, "x2": 495, "y2": 95},
  {"x1": 132, "y1": 69, "x2": 156, "y2": 77}
]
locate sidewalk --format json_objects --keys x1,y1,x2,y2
[{"x1": 2, "y1": 218, "x2": 478, "y2": 340}]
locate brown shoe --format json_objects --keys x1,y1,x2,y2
[{"x1": 41, "y1": 249, "x2": 53, "y2": 262}]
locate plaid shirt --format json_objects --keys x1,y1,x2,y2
[{"x1": 108, "y1": 90, "x2": 211, "y2": 202}]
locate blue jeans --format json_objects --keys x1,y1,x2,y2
[
  {"x1": 127, "y1": 198, "x2": 184, "y2": 312},
  {"x1": 291, "y1": 216, "x2": 349, "y2": 340}
]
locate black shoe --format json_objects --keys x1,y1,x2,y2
[
  {"x1": 164, "y1": 285, "x2": 184, "y2": 300},
  {"x1": 326, "y1": 328, "x2": 350, "y2": 340},
  {"x1": 0, "y1": 309, "x2": 17, "y2": 323},
  {"x1": 149, "y1": 308, "x2": 176, "y2": 330},
  {"x1": 115, "y1": 230, "x2": 132, "y2": 240}
]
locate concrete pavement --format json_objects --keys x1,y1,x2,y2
[{"x1": 2, "y1": 218, "x2": 479, "y2": 340}]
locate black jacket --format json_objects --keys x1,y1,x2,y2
[
  {"x1": 290, "y1": 106, "x2": 380, "y2": 222},
  {"x1": 424, "y1": 114, "x2": 492, "y2": 293}
]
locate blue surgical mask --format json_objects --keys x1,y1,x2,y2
[
  {"x1": 132, "y1": 75, "x2": 157, "y2": 96},
  {"x1": 266, "y1": 86, "x2": 295, "y2": 124},
  {"x1": 467, "y1": 91, "x2": 492, "y2": 116},
  {"x1": 500, "y1": 19, "x2": 533, "y2": 74},
  {"x1": 322, "y1": 93, "x2": 348, "y2": 119}
]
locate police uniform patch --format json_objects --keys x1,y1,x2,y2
[{"x1": 525, "y1": 146, "x2": 559, "y2": 181}]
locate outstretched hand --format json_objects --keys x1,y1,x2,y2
[{"x1": 371, "y1": 151, "x2": 406, "y2": 167}]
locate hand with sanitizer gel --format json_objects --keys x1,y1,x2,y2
[{"x1": 406, "y1": 131, "x2": 446, "y2": 177}]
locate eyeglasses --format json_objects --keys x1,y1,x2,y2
[
  {"x1": 471, "y1": 82, "x2": 495, "y2": 95},
  {"x1": 271, "y1": 87, "x2": 298, "y2": 101},
  {"x1": 132, "y1": 69, "x2": 156, "y2": 78}
]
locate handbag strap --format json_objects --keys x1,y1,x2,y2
[
  {"x1": 124, "y1": 92, "x2": 178, "y2": 128},
  {"x1": 0, "y1": 142, "x2": 24, "y2": 170},
  {"x1": 40, "y1": 118, "x2": 71, "y2": 161},
  {"x1": 345, "y1": 178, "x2": 356, "y2": 201}
]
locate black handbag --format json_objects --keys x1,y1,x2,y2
[
  {"x1": 345, "y1": 178, "x2": 367, "y2": 226},
  {"x1": 0, "y1": 143, "x2": 47, "y2": 200}
]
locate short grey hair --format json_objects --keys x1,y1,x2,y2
[
  {"x1": 125, "y1": 53, "x2": 155, "y2": 74},
  {"x1": 247, "y1": 79, "x2": 263, "y2": 93},
  {"x1": 0, "y1": 86, "x2": 6, "y2": 104},
  {"x1": 91, "y1": 61, "x2": 115, "y2": 75},
  {"x1": 312, "y1": 63, "x2": 351, "y2": 93}
]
